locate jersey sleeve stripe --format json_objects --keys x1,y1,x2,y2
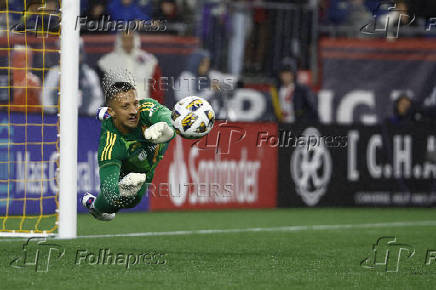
[
  {"x1": 107, "y1": 134, "x2": 117, "y2": 160},
  {"x1": 139, "y1": 104, "x2": 154, "y2": 108},
  {"x1": 139, "y1": 102, "x2": 155, "y2": 108},
  {"x1": 101, "y1": 132, "x2": 117, "y2": 161},
  {"x1": 101, "y1": 131, "x2": 111, "y2": 161},
  {"x1": 139, "y1": 106, "x2": 155, "y2": 112},
  {"x1": 139, "y1": 103, "x2": 155, "y2": 110}
]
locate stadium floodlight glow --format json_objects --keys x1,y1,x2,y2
[{"x1": 58, "y1": 0, "x2": 80, "y2": 239}]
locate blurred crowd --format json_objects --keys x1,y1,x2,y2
[
  {"x1": 7, "y1": 31, "x2": 165, "y2": 116},
  {"x1": 320, "y1": 0, "x2": 436, "y2": 25},
  {"x1": 3, "y1": 1, "x2": 435, "y2": 73},
  {"x1": 2, "y1": 0, "x2": 436, "y2": 125},
  {"x1": 79, "y1": 0, "x2": 196, "y2": 35},
  {"x1": 7, "y1": 28, "x2": 319, "y2": 125},
  {"x1": 319, "y1": 0, "x2": 436, "y2": 37}
]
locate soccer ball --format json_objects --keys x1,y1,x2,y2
[{"x1": 171, "y1": 96, "x2": 215, "y2": 139}]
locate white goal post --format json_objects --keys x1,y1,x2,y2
[
  {"x1": 0, "y1": 1, "x2": 80, "y2": 239},
  {"x1": 58, "y1": 0, "x2": 80, "y2": 239}
]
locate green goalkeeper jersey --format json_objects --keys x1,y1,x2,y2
[{"x1": 95, "y1": 99, "x2": 174, "y2": 212}]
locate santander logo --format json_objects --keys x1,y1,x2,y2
[{"x1": 167, "y1": 136, "x2": 261, "y2": 206}]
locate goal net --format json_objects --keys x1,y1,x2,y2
[{"x1": 0, "y1": 0, "x2": 78, "y2": 238}]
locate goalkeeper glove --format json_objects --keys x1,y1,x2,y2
[
  {"x1": 144, "y1": 122, "x2": 175, "y2": 144},
  {"x1": 118, "y1": 173, "x2": 147, "y2": 197}
]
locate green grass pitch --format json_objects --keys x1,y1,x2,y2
[{"x1": 1, "y1": 208, "x2": 436, "y2": 289}]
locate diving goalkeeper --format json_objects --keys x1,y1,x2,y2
[{"x1": 81, "y1": 82, "x2": 176, "y2": 221}]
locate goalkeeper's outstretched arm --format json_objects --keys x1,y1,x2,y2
[
  {"x1": 138, "y1": 98, "x2": 173, "y2": 127},
  {"x1": 95, "y1": 131, "x2": 147, "y2": 213},
  {"x1": 97, "y1": 99, "x2": 176, "y2": 144},
  {"x1": 138, "y1": 99, "x2": 176, "y2": 144},
  {"x1": 94, "y1": 163, "x2": 146, "y2": 213},
  {"x1": 94, "y1": 163, "x2": 123, "y2": 213}
]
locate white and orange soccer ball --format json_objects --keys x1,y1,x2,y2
[{"x1": 171, "y1": 96, "x2": 215, "y2": 139}]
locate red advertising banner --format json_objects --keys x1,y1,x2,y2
[{"x1": 150, "y1": 121, "x2": 278, "y2": 210}]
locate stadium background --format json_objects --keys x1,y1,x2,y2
[
  {"x1": 2, "y1": 0, "x2": 436, "y2": 217},
  {"x1": 2, "y1": 1, "x2": 436, "y2": 289},
  {"x1": 2, "y1": 0, "x2": 436, "y2": 216}
]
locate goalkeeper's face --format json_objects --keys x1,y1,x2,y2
[{"x1": 108, "y1": 89, "x2": 139, "y2": 132}]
